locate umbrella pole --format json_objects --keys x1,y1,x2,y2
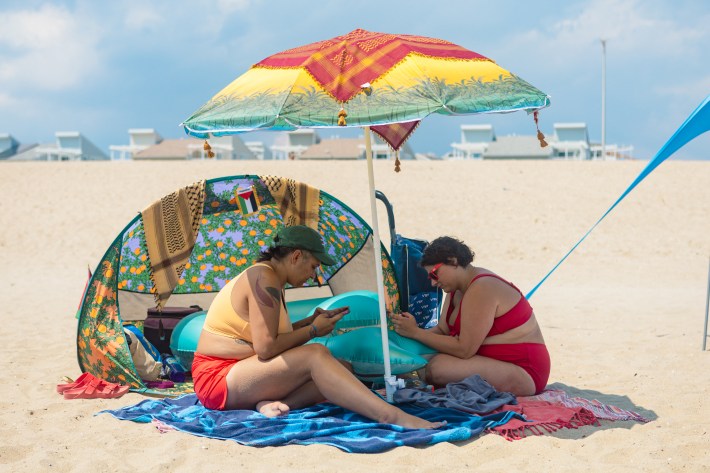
[{"x1": 364, "y1": 126, "x2": 397, "y2": 402}]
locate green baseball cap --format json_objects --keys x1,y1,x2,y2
[{"x1": 275, "y1": 225, "x2": 337, "y2": 266}]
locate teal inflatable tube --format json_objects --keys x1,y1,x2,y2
[
  {"x1": 169, "y1": 311, "x2": 207, "y2": 370},
  {"x1": 320, "y1": 327, "x2": 428, "y2": 382},
  {"x1": 315, "y1": 290, "x2": 380, "y2": 330}
]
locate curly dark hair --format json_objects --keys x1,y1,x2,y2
[{"x1": 420, "y1": 236, "x2": 475, "y2": 267}]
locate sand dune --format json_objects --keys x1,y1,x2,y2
[{"x1": 0, "y1": 160, "x2": 708, "y2": 471}]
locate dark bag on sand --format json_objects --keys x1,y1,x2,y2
[{"x1": 144, "y1": 306, "x2": 203, "y2": 355}]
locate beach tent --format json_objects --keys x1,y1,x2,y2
[{"x1": 76, "y1": 174, "x2": 404, "y2": 394}]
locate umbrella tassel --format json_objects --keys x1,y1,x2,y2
[
  {"x1": 203, "y1": 140, "x2": 215, "y2": 158},
  {"x1": 533, "y1": 111, "x2": 548, "y2": 148},
  {"x1": 338, "y1": 107, "x2": 347, "y2": 126},
  {"x1": 394, "y1": 150, "x2": 401, "y2": 173}
]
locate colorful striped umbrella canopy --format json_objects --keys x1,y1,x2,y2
[
  {"x1": 182, "y1": 28, "x2": 550, "y2": 150},
  {"x1": 181, "y1": 29, "x2": 551, "y2": 401}
]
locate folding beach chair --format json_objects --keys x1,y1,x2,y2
[{"x1": 376, "y1": 191, "x2": 441, "y2": 328}]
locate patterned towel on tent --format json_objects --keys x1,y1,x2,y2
[
  {"x1": 261, "y1": 175, "x2": 320, "y2": 229},
  {"x1": 141, "y1": 180, "x2": 206, "y2": 309},
  {"x1": 98, "y1": 394, "x2": 523, "y2": 453}
]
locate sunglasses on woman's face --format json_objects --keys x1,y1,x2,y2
[{"x1": 428, "y1": 262, "x2": 444, "y2": 281}]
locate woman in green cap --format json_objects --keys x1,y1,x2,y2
[{"x1": 193, "y1": 225, "x2": 443, "y2": 429}]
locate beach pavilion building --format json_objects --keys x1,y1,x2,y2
[
  {"x1": 549, "y1": 123, "x2": 591, "y2": 159},
  {"x1": 483, "y1": 135, "x2": 552, "y2": 160},
  {"x1": 448, "y1": 123, "x2": 633, "y2": 160},
  {"x1": 195, "y1": 135, "x2": 257, "y2": 160},
  {"x1": 449, "y1": 124, "x2": 496, "y2": 159},
  {"x1": 244, "y1": 141, "x2": 272, "y2": 160},
  {"x1": 109, "y1": 129, "x2": 163, "y2": 160},
  {"x1": 0, "y1": 133, "x2": 20, "y2": 159},
  {"x1": 297, "y1": 135, "x2": 415, "y2": 161},
  {"x1": 28, "y1": 132, "x2": 108, "y2": 161},
  {"x1": 133, "y1": 135, "x2": 256, "y2": 160},
  {"x1": 271, "y1": 129, "x2": 321, "y2": 160}
]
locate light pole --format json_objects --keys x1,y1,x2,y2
[{"x1": 601, "y1": 38, "x2": 607, "y2": 160}]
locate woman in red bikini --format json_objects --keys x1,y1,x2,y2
[
  {"x1": 391, "y1": 236, "x2": 550, "y2": 395},
  {"x1": 192, "y1": 225, "x2": 442, "y2": 430}
]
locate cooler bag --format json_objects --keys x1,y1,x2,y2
[{"x1": 144, "y1": 306, "x2": 203, "y2": 355}]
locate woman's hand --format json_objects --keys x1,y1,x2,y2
[
  {"x1": 391, "y1": 312, "x2": 420, "y2": 338},
  {"x1": 312, "y1": 306, "x2": 349, "y2": 319},
  {"x1": 311, "y1": 306, "x2": 349, "y2": 336}
]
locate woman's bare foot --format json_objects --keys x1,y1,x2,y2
[
  {"x1": 380, "y1": 406, "x2": 447, "y2": 430},
  {"x1": 256, "y1": 400, "x2": 290, "y2": 418},
  {"x1": 395, "y1": 412, "x2": 447, "y2": 430}
]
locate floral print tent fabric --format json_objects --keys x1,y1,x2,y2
[{"x1": 77, "y1": 175, "x2": 401, "y2": 393}]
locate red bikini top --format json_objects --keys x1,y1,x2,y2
[{"x1": 445, "y1": 274, "x2": 533, "y2": 338}]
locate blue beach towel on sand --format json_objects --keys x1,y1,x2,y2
[{"x1": 100, "y1": 394, "x2": 522, "y2": 453}]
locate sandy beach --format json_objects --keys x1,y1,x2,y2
[{"x1": 1, "y1": 159, "x2": 708, "y2": 472}]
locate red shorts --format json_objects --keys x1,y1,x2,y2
[
  {"x1": 477, "y1": 343, "x2": 551, "y2": 394},
  {"x1": 191, "y1": 352, "x2": 239, "y2": 410}
]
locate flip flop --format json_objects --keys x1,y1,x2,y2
[
  {"x1": 101, "y1": 383, "x2": 130, "y2": 399},
  {"x1": 56, "y1": 372, "x2": 92, "y2": 394},
  {"x1": 62, "y1": 374, "x2": 130, "y2": 400}
]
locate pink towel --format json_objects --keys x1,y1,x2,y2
[
  {"x1": 530, "y1": 389, "x2": 650, "y2": 423},
  {"x1": 490, "y1": 399, "x2": 599, "y2": 441}
]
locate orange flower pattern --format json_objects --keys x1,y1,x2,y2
[{"x1": 77, "y1": 240, "x2": 142, "y2": 388}]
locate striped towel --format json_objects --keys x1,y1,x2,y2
[
  {"x1": 531, "y1": 389, "x2": 650, "y2": 423},
  {"x1": 489, "y1": 399, "x2": 599, "y2": 441},
  {"x1": 141, "y1": 180, "x2": 206, "y2": 310},
  {"x1": 261, "y1": 175, "x2": 320, "y2": 229},
  {"x1": 489, "y1": 388, "x2": 649, "y2": 441}
]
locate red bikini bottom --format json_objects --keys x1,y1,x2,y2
[
  {"x1": 477, "y1": 343, "x2": 550, "y2": 394},
  {"x1": 192, "y1": 352, "x2": 239, "y2": 410}
]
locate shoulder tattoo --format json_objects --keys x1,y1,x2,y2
[{"x1": 253, "y1": 273, "x2": 281, "y2": 309}]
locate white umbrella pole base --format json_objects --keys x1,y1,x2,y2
[{"x1": 384, "y1": 376, "x2": 405, "y2": 401}]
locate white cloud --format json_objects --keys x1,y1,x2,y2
[
  {"x1": 0, "y1": 92, "x2": 16, "y2": 108},
  {"x1": 124, "y1": 6, "x2": 164, "y2": 30},
  {"x1": 0, "y1": 4, "x2": 102, "y2": 91},
  {"x1": 655, "y1": 75, "x2": 710, "y2": 100},
  {"x1": 217, "y1": 0, "x2": 253, "y2": 14},
  {"x1": 503, "y1": 0, "x2": 707, "y2": 68},
  {"x1": 552, "y1": 0, "x2": 704, "y2": 54}
]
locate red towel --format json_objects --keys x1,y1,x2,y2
[{"x1": 490, "y1": 399, "x2": 599, "y2": 441}]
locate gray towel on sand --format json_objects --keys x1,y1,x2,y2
[{"x1": 393, "y1": 374, "x2": 516, "y2": 414}]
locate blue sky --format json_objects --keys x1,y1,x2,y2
[{"x1": 0, "y1": 0, "x2": 708, "y2": 159}]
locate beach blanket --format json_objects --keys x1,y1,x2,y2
[
  {"x1": 99, "y1": 394, "x2": 523, "y2": 453},
  {"x1": 262, "y1": 175, "x2": 320, "y2": 229},
  {"x1": 141, "y1": 180, "x2": 206, "y2": 310}
]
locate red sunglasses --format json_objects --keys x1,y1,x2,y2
[{"x1": 428, "y1": 262, "x2": 444, "y2": 281}]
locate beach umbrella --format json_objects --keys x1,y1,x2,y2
[{"x1": 182, "y1": 28, "x2": 550, "y2": 401}]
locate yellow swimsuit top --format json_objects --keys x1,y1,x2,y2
[{"x1": 203, "y1": 263, "x2": 293, "y2": 342}]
